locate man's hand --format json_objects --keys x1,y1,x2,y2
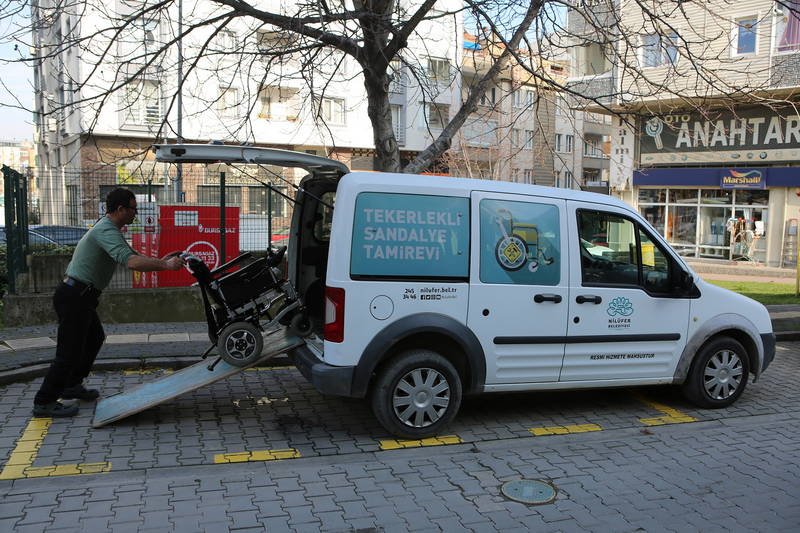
[{"x1": 164, "y1": 255, "x2": 184, "y2": 271}]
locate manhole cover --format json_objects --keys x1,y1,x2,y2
[{"x1": 501, "y1": 479, "x2": 557, "y2": 505}]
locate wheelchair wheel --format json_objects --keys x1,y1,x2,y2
[
  {"x1": 218, "y1": 322, "x2": 264, "y2": 367},
  {"x1": 289, "y1": 313, "x2": 313, "y2": 337}
]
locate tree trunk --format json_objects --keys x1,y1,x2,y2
[{"x1": 363, "y1": 69, "x2": 400, "y2": 172}]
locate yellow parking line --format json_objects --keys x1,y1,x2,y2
[
  {"x1": 123, "y1": 368, "x2": 174, "y2": 375},
  {"x1": 379, "y1": 435, "x2": 462, "y2": 450},
  {"x1": 213, "y1": 448, "x2": 301, "y2": 464},
  {"x1": 636, "y1": 394, "x2": 697, "y2": 426},
  {"x1": 529, "y1": 423, "x2": 603, "y2": 436},
  {"x1": 0, "y1": 418, "x2": 112, "y2": 480}
]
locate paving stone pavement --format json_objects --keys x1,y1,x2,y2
[{"x1": 0, "y1": 342, "x2": 798, "y2": 531}]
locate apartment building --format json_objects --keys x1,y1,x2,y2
[
  {"x1": 567, "y1": 0, "x2": 800, "y2": 266},
  {"x1": 32, "y1": 0, "x2": 463, "y2": 224}
]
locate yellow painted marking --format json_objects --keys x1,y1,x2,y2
[
  {"x1": 123, "y1": 368, "x2": 174, "y2": 375},
  {"x1": 636, "y1": 394, "x2": 697, "y2": 426},
  {"x1": 529, "y1": 423, "x2": 603, "y2": 436},
  {"x1": 0, "y1": 417, "x2": 112, "y2": 480},
  {"x1": 213, "y1": 448, "x2": 300, "y2": 464},
  {"x1": 379, "y1": 435, "x2": 462, "y2": 450}
]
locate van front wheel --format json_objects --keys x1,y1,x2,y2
[
  {"x1": 682, "y1": 336, "x2": 749, "y2": 408},
  {"x1": 371, "y1": 350, "x2": 462, "y2": 439}
]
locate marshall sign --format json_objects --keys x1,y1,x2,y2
[{"x1": 640, "y1": 106, "x2": 800, "y2": 165}]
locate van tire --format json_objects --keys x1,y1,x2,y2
[
  {"x1": 371, "y1": 350, "x2": 462, "y2": 439},
  {"x1": 682, "y1": 336, "x2": 749, "y2": 408}
]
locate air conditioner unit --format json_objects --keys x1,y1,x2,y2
[{"x1": 47, "y1": 118, "x2": 57, "y2": 132}]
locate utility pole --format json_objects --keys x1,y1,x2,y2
[{"x1": 175, "y1": 0, "x2": 183, "y2": 203}]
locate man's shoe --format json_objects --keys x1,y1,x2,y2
[
  {"x1": 33, "y1": 401, "x2": 79, "y2": 418},
  {"x1": 61, "y1": 384, "x2": 100, "y2": 401}
]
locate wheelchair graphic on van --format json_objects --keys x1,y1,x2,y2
[{"x1": 494, "y1": 208, "x2": 554, "y2": 272}]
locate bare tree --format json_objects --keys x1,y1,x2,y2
[{"x1": 1, "y1": 0, "x2": 796, "y2": 174}]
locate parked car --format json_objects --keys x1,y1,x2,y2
[
  {"x1": 0, "y1": 227, "x2": 60, "y2": 246},
  {"x1": 30, "y1": 225, "x2": 88, "y2": 245}
]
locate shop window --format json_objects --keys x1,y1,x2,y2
[
  {"x1": 641, "y1": 205, "x2": 665, "y2": 235},
  {"x1": 701, "y1": 189, "x2": 732, "y2": 204},
  {"x1": 734, "y1": 189, "x2": 769, "y2": 205},
  {"x1": 638, "y1": 188, "x2": 666, "y2": 203},
  {"x1": 670, "y1": 189, "x2": 698, "y2": 203}
]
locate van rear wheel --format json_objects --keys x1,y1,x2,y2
[
  {"x1": 682, "y1": 336, "x2": 749, "y2": 408},
  {"x1": 371, "y1": 350, "x2": 462, "y2": 440}
]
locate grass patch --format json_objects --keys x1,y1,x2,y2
[{"x1": 706, "y1": 279, "x2": 800, "y2": 305}]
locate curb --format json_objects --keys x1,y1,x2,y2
[{"x1": 0, "y1": 354, "x2": 295, "y2": 387}]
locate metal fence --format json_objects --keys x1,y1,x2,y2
[{"x1": 2, "y1": 164, "x2": 297, "y2": 294}]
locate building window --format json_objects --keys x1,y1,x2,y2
[
  {"x1": 319, "y1": 97, "x2": 345, "y2": 124},
  {"x1": 511, "y1": 168, "x2": 520, "y2": 182},
  {"x1": 524, "y1": 130, "x2": 534, "y2": 150},
  {"x1": 123, "y1": 79, "x2": 161, "y2": 126},
  {"x1": 523, "y1": 169, "x2": 533, "y2": 183},
  {"x1": 391, "y1": 104, "x2": 406, "y2": 145},
  {"x1": 565, "y1": 170, "x2": 573, "y2": 185},
  {"x1": 427, "y1": 103, "x2": 449, "y2": 129},
  {"x1": 775, "y1": 1, "x2": 800, "y2": 53},
  {"x1": 218, "y1": 87, "x2": 239, "y2": 118},
  {"x1": 426, "y1": 57, "x2": 451, "y2": 83},
  {"x1": 248, "y1": 186, "x2": 286, "y2": 217},
  {"x1": 197, "y1": 185, "x2": 242, "y2": 206},
  {"x1": 511, "y1": 128, "x2": 521, "y2": 147},
  {"x1": 389, "y1": 59, "x2": 406, "y2": 93},
  {"x1": 641, "y1": 33, "x2": 679, "y2": 67},
  {"x1": 584, "y1": 137, "x2": 601, "y2": 157},
  {"x1": 733, "y1": 16, "x2": 758, "y2": 55},
  {"x1": 480, "y1": 87, "x2": 496, "y2": 106},
  {"x1": 219, "y1": 30, "x2": 238, "y2": 51}
]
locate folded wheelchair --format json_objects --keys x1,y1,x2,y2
[{"x1": 180, "y1": 246, "x2": 310, "y2": 368}]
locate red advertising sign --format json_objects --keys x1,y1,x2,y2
[{"x1": 131, "y1": 205, "x2": 240, "y2": 288}]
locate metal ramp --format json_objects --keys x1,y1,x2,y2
[{"x1": 92, "y1": 328, "x2": 303, "y2": 428}]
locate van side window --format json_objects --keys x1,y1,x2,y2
[
  {"x1": 578, "y1": 210, "x2": 672, "y2": 292},
  {"x1": 578, "y1": 210, "x2": 640, "y2": 286},
  {"x1": 350, "y1": 192, "x2": 469, "y2": 279},
  {"x1": 639, "y1": 228, "x2": 671, "y2": 293},
  {"x1": 479, "y1": 199, "x2": 560, "y2": 285},
  {"x1": 313, "y1": 192, "x2": 336, "y2": 242}
]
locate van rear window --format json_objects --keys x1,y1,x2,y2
[{"x1": 350, "y1": 192, "x2": 469, "y2": 279}]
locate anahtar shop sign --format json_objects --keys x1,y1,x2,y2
[{"x1": 640, "y1": 106, "x2": 800, "y2": 165}]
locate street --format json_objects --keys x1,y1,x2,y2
[{"x1": 1, "y1": 344, "x2": 799, "y2": 532}]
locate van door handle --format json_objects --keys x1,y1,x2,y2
[
  {"x1": 576, "y1": 295, "x2": 602, "y2": 304},
  {"x1": 534, "y1": 293, "x2": 563, "y2": 304}
]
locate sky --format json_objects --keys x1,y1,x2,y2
[{"x1": 0, "y1": 28, "x2": 34, "y2": 141}]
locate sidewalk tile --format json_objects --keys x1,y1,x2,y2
[
  {"x1": 4, "y1": 338, "x2": 56, "y2": 350},
  {"x1": 148, "y1": 333, "x2": 190, "y2": 343},
  {"x1": 189, "y1": 333, "x2": 210, "y2": 342},
  {"x1": 106, "y1": 334, "x2": 149, "y2": 345}
]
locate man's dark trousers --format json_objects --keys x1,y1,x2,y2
[{"x1": 34, "y1": 282, "x2": 105, "y2": 404}]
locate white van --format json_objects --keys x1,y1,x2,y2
[{"x1": 155, "y1": 144, "x2": 776, "y2": 439}]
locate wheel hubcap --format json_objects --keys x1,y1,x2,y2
[
  {"x1": 225, "y1": 329, "x2": 256, "y2": 361},
  {"x1": 704, "y1": 349, "x2": 744, "y2": 400},
  {"x1": 392, "y1": 367, "x2": 450, "y2": 428}
]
